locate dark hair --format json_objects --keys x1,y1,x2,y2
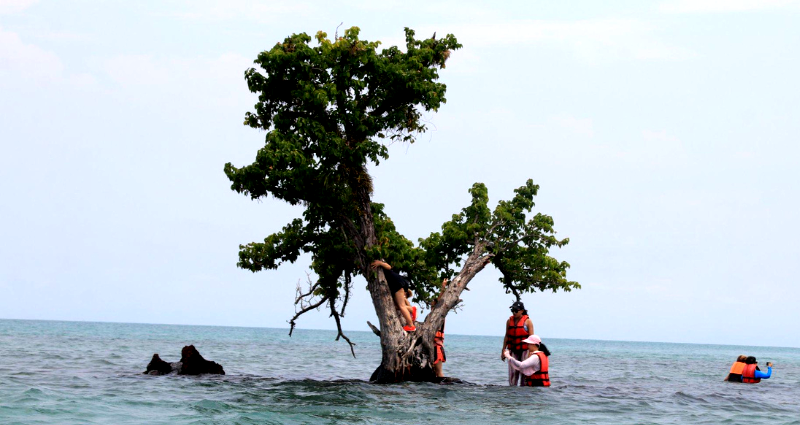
[
  {"x1": 745, "y1": 356, "x2": 757, "y2": 365},
  {"x1": 537, "y1": 342, "x2": 551, "y2": 357}
]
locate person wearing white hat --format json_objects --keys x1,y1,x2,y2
[{"x1": 503, "y1": 335, "x2": 551, "y2": 387}]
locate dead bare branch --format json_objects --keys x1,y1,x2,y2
[
  {"x1": 366, "y1": 321, "x2": 381, "y2": 337},
  {"x1": 340, "y1": 273, "x2": 352, "y2": 317},
  {"x1": 329, "y1": 297, "x2": 356, "y2": 357},
  {"x1": 288, "y1": 295, "x2": 328, "y2": 337}
]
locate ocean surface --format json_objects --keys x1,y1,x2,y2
[{"x1": 1, "y1": 319, "x2": 798, "y2": 424}]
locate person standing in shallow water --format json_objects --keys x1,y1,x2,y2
[
  {"x1": 504, "y1": 335, "x2": 551, "y2": 387},
  {"x1": 741, "y1": 356, "x2": 773, "y2": 383},
  {"x1": 502, "y1": 301, "x2": 534, "y2": 386},
  {"x1": 431, "y1": 278, "x2": 448, "y2": 378},
  {"x1": 724, "y1": 355, "x2": 747, "y2": 382}
]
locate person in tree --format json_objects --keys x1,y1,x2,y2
[
  {"x1": 404, "y1": 288, "x2": 417, "y2": 322},
  {"x1": 370, "y1": 260, "x2": 416, "y2": 331},
  {"x1": 502, "y1": 301, "x2": 534, "y2": 386},
  {"x1": 503, "y1": 335, "x2": 551, "y2": 387}
]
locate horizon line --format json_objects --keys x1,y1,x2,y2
[{"x1": 2, "y1": 317, "x2": 798, "y2": 350}]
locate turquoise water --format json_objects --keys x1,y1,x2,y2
[{"x1": 1, "y1": 319, "x2": 798, "y2": 424}]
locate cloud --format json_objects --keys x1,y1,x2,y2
[
  {"x1": 659, "y1": 0, "x2": 799, "y2": 13},
  {"x1": 0, "y1": 0, "x2": 37, "y2": 14},
  {"x1": 97, "y1": 53, "x2": 254, "y2": 110},
  {"x1": 0, "y1": 26, "x2": 63, "y2": 80},
  {"x1": 161, "y1": 0, "x2": 314, "y2": 23},
  {"x1": 419, "y1": 19, "x2": 698, "y2": 64},
  {"x1": 642, "y1": 129, "x2": 680, "y2": 144},
  {"x1": 549, "y1": 115, "x2": 595, "y2": 138},
  {"x1": 103, "y1": 55, "x2": 169, "y2": 86},
  {"x1": 101, "y1": 53, "x2": 251, "y2": 87}
]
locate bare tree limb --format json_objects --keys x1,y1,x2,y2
[
  {"x1": 366, "y1": 321, "x2": 381, "y2": 337},
  {"x1": 295, "y1": 272, "x2": 322, "y2": 303},
  {"x1": 340, "y1": 273, "x2": 352, "y2": 317},
  {"x1": 288, "y1": 295, "x2": 328, "y2": 337},
  {"x1": 329, "y1": 297, "x2": 356, "y2": 357}
]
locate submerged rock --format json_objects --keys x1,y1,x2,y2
[
  {"x1": 143, "y1": 346, "x2": 224, "y2": 376},
  {"x1": 178, "y1": 345, "x2": 225, "y2": 375},
  {"x1": 144, "y1": 354, "x2": 174, "y2": 375}
]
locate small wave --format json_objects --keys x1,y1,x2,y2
[
  {"x1": 193, "y1": 399, "x2": 233, "y2": 413},
  {"x1": 673, "y1": 391, "x2": 709, "y2": 403}
]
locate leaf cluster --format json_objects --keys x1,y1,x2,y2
[{"x1": 416, "y1": 180, "x2": 580, "y2": 303}]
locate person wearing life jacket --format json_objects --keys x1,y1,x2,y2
[
  {"x1": 503, "y1": 335, "x2": 551, "y2": 387},
  {"x1": 724, "y1": 355, "x2": 747, "y2": 382},
  {"x1": 431, "y1": 278, "x2": 448, "y2": 378},
  {"x1": 741, "y1": 356, "x2": 773, "y2": 384},
  {"x1": 433, "y1": 321, "x2": 446, "y2": 377},
  {"x1": 502, "y1": 301, "x2": 534, "y2": 386}
]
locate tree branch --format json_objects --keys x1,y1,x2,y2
[
  {"x1": 366, "y1": 321, "x2": 381, "y2": 337},
  {"x1": 340, "y1": 273, "x2": 352, "y2": 317},
  {"x1": 288, "y1": 295, "x2": 328, "y2": 337},
  {"x1": 329, "y1": 297, "x2": 356, "y2": 358}
]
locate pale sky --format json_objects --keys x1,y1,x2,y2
[{"x1": 2, "y1": 0, "x2": 799, "y2": 348}]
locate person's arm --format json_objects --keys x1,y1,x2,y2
[
  {"x1": 526, "y1": 318, "x2": 534, "y2": 337},
  {"x1": 505, "y1": 351, "x2": 540, "y2": 373},
  {"x1": 435, "y1": 278, "x2": 448, "y2": 304},
  {"x1": 501, "y1": 319, "x2": 509, "y2": 361},
  {"x1": 370, "y1": 260, "x2": 391, "y2": 270},
  {"x1": 754, "y1": 363, "x2": 773, "y2": 379}
]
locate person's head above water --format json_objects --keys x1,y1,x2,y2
[
  {"x1": 736, "y1": 355, "x2": 747, "y2": 363},
  {"x1": 521, "y1": 335, "x2": 541, "y2": 346},
  {"x1": 745, "y1": 356, "x2": 757, "y2": 365},
  {"x1": 510, "y1": 301, "x2": 527, "y2": 316}
]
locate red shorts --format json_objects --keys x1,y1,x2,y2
[{"x1": 434, "y1": 344, "x2": 446, "y2": 364}]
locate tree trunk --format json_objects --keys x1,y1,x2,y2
[
  {"x1": 368, "y1": 243, "x2": 492, "y2": 383},
  {"x1": 348, "y1": 165, "x2": 492, "y2": 383}
]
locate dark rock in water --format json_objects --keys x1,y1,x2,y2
[
  {"x1": 178, "y1": 345, "x2": 225, "y2": 375},
  {"x1": 434, "y1": 377, "x2": 469, "y2": 385},
  {"x1": 144, "y1": 346, "x2": 224, "y2": 376},
  {"x1": 144, "y1": 354, "x2": 173, "y2": 375}
]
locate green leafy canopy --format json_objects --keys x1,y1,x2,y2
[{"x1": 224, "y1": 27, "x2": 577, "y2": 334}]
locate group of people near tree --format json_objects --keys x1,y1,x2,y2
[
  {"x1": 371, "y1": 260, "x2": 549, "y2": 384},
  {"x1": 725, "y1": 354, "x2": 773, "y2": 383},
  {"x1": 372, "y1": 260, "x2": 774, "y2": 387},
  {"x1": 370, "y1": 260, "x2": 447, "y2": 377}
]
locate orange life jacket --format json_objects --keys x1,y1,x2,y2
[
  {"x1": 726, "y1": 361, "x2": 746, "y2": 382},
  {"x1": 434, "y1": 322, "x2": 445, "y2": 347},
  {"x1": 729, "y1": 361, "x2": 745, "y2": 375},
  {"x1": 523, "y1": 351, "x2": 550, "y2": 387},
  {"x1": 505, "y1": 314, "x2": 530, "y2": 351},
  {"x1": 742, "y1": 364, "x2": 761, "y2": 384}
]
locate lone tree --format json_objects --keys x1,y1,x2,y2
[{"x1": 225, "y1": 27, "x2": 579, "y2": 383}]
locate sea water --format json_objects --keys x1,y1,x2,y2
[{"x1": 0, "y1": 319, "x2": 798, "y2": 424}]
